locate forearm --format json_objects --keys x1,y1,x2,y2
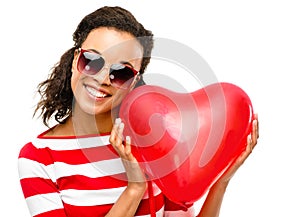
[
  {"x1": 196, "y1": 181, "x2": 229, "y2": 217},
  {"x1": 105, "y1": 182, "x2": 147, "y2": 217}
]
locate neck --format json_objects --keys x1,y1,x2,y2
[{"x1": 67, "y1": 105, "x2": 119, "y2": 136}]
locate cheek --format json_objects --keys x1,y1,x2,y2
[
  {"x1": 71, "y1": 71, "x2": 83, "y2": 96},
  {"x1": 71, "y1": 74, "x2": 77, "y2": 93},
  {"x1": 111, "y1": 89, "x2": 130, "y2": 108}
]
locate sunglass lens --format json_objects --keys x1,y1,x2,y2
[
  {"x1": 78, "y1": 51, "x2": 105, "y2": 75},
  {"x1": 109, "y1": 64, "x2": 135, "y2": 88}
]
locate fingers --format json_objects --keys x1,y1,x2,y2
[
  {"x1": 254, "y1": 113, "x2": 259, "y2": 139},
  {"x1": 247, "y1": 134, "x2": 254, "y2": 155},
  {"x1": 125, "y1": 136, "x2": 133, "y2": 160},
  {"x1": 110, "y1": 118, "x2": 125, "y2": 155},
  {"x1": 110, "y1": 118, "x2": 123, "y2": 141},
  {"x1": 110, "y1": 118, "x2": 134, "y2": 161},
  {"x1": 110, "y1": 119, "x2": 145, "y2": 183},
  {"x1": 216, "y1": 114, "x2": 260, "y2": 184},
  {"x1": 241, "y1": 113, "x2": 259, "y2": 161},
  {"x1": 236, "y1": 135, "x2": 252, "y2": 164},
  {"x1": 234, "y1": 115, "x2": 259, "y2": 164},
  {"x1": 250, "y1": 113, "x2": 259, "y2": 151}
]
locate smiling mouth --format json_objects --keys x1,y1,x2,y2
[{"x1": 85, "y1": 85, "x2": 111, "y2": 98}]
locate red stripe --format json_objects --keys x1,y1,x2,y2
[
  {"x1": 63, "y1": 202, "x2": 112, "y2": 217},
  {"x1": 21, "y1": 175, "x2": 129, "y2": 198},
  {"x1": 50, "y1": 145, "x2": 119, "y2": 164},
  {"x1": 18, "y1": 142, "x2": 54, "y2": 166},
  {"x1": 56, "y1": 174, "x2": 128, "y2": 190},
  {"x1": 34, "y1": 209, "x2": 67, "y2": 217},
  {"x1": 20, "y1": 177, "x2": 58, "y2": 198},
  {"x1": 19, "y1": 141, "x2": 120, "y2": 165}
]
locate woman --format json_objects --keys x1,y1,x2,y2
[{"x1": 18, "y1": 6, "x2": 259, "y2": 217}]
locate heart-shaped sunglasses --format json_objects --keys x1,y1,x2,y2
[{"x1": 76, "y1": 48, "x2": 139, "y2": 89}]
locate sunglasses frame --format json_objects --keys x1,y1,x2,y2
[{"x1": 76, "y1": 48, "x2": 140, "y2": 89}]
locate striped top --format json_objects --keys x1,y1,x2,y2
[{"x1": 18, "y1": 129, "x2": 194, "y2": 217}]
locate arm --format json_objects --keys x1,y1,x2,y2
[
  {"x1": 18, "y1": 142, "x2": 67, "y2": 217},
  {"x1": 196, "y1": 115, "x2": 259, "y2": 217},
  {"x1": 106, "y1": 118, "x2": 147, "y2": 217}
]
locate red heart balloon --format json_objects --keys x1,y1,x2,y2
[{"x1": 119, "y1": 82, "x2": 253, "y2": 207}]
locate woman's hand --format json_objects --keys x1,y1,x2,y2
[
  {"x1": 196, "y1": 114, "x2": 259, "y2": 217},
  {"x1": 215, "y1": 113, "x2": 259, "y2": 186},
  {"x1": 109, "y1": 118, "x2": 147, "y2": 189},
  {"x1": 106, "y1": 118, "x2": 147, "y2": 217}
]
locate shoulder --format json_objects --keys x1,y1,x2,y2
[
  {"x1": 18, "y1": 127, "x2": 60, "y2": 164},
  {"x1": 18, "y1": 142, "x2": 37, "y2": 158},
  {"x1": 18, "y1": 140, "x2": 55, "y2": 166}
]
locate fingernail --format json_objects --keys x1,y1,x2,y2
[
  {"x1": 115, "y1": 118, "x2": 121, "y2": 124},
  {"x1": 126, "y1": 136, "x2": 131, "y2": 143},
  {"x1": 252, "y1": 119, "x2": 256, "y2": 125},
  {"x1": 247, "y1": 134, "x2": 252, "y2": 142},
  {"x1": 119, "y1": 122, "x2": 124, "y2": 129}
]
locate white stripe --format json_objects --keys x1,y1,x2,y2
[
  {"x1": 26, "y1": 193, "x2": 64, "y2": 216},
  {"x1": 53, "y1": 158, "x2": 125, "y2": 179},
  {"x1": 60, "y1": 186, "x2": 164, "y2": 209},
  {"x1": 33, "y1": 135, "x2": 110, "y2": 150},
  {"x1": 18, "y1": 158, "x2": 56, "y2": 182},
  {"x1": 19, "y1": 157, "x2": 125, "y2": 180},
  {"x1": 156, "y1": 206, "x2": 164, "y2": 217},
  {"x1": 61, "y1": 187, "x2": 126, "y2": 206}
]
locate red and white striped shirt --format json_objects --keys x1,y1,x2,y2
[{"x1": 18, "y1": 129, "x2": 194, "y2": 217}]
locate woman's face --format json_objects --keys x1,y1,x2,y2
[{"x1": 71, "y1": 27, "x2": 143, "y2": 116}]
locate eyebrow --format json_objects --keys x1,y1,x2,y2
[
  {"x1": 86, "y1": 48, "x2": 135, "y2": 68},
  {"x1": 120, "y1": 61, "x2": 134, "y2": 68},
  {"x1": 88, "y1": 48, "x2": 102, "y2": 55}
]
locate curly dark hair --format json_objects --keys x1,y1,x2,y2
[{"x1": 34, "y1": 6, "x2": 154, "y2": 127}]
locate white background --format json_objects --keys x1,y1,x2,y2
[{"x1": 1, "y1": 0, "x2": 300, "y2": 216}]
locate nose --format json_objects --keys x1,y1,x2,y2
[{"x1": 93, "y1": 65, "x2": 111, "y2": 86}]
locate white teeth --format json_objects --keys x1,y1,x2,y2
[{"x1": 85, "y1": 86, "x2": 108, "y2": 98}]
